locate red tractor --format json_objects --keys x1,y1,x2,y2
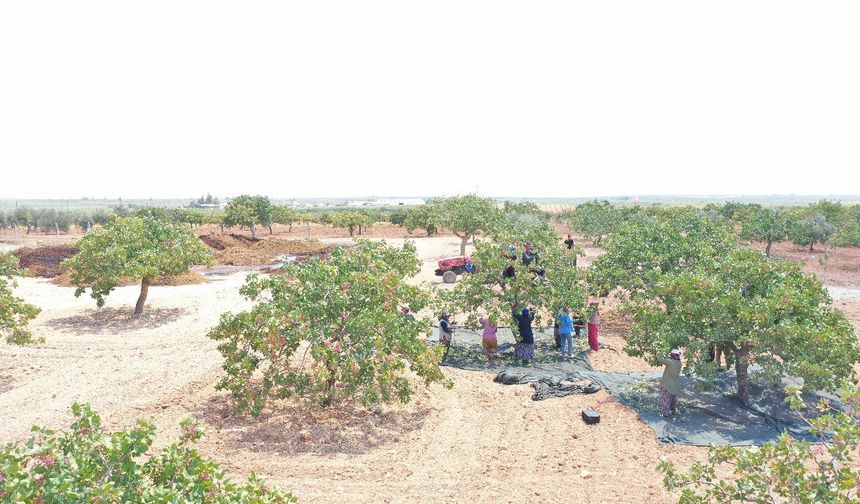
[{"x1": 435, "y1": 256, "x2": 476, "y2": 284}]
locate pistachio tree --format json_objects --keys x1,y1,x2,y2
[
  {"x1": 272, "y1": 205, "x2": 298, "y2": 232},
  {"x1": 221, "y1": 195, "x2": 272, "y2": 238},
  {"x1": 404, "y1": 202, "x2": 443, "y2": 237},
  {"x1": 625, "y1": 248, "x2": 859, "y2": 403},
  {"x1": 440, "y1": 216, "x2": 587, "y2": 330},
  {"x1": 62, "y1": 215, "x2": 213, "y2": 315},
  {"x1": 440, "y1": 195, "x2": 502, "y2": 255},
  {"x1": 559, "y1": 200, "x2": 618, "y2": 245},
  {"x1": 207, "y1": 240, "x2": 448, "y2": 413},
  {"x1": 0, "y1": 253, "x2": 40, "y2": 344},
  {"x1": 790, "y1": 212, "x2": 836, "y2": 252},
  {"x1": 739, "y1": 207, "x2": 790, "y2": 256},
  {"x1": 590, "y1": 211, "x2": 737, "y2": 299},
  {"x1": 0, "y1": 403, "x2": 295, "y2": 502},
  {"x1": 330, "y1": 210, "x2": 367, "y2": 237}
]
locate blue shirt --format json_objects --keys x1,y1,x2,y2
[{"x1": 558, "y1": 313, "x2": 573, "y2": 335}]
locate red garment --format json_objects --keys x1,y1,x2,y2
[{"x1": 587, "y1": 323, "x2": 599, "y2": 351}]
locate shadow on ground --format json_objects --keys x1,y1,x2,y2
[
  {"x1": 45, "y1": 307, "x2": 188, "y2": 335},
  {"x1": 193, "y1": 393, "x2": 432, "y2": 457}
]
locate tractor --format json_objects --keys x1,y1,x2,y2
[{"x1": 435, "y1": 256, "x2": 476, "y2": 284}]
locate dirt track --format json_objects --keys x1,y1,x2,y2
[{"x1": 1, "y1": 234, "x2": 858, "y2": 503}]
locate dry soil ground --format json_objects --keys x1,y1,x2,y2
[{"x1": 1, "y1": 232, "x2": 859, "y2": 504}]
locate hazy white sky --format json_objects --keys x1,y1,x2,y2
[{"x1": 1, "y1": 1, "x2": 858, "y2": 199}]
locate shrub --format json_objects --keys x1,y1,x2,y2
[
  {"x1": 0, "y1": 253, "x2": 41, "y2": 345},
  {"x1": 0, "y1": 403, "x2": 295, "y2": 503},
  {"x1": 208, "y1": 240, "x2": 448, "y2": 413},
  {"x1": 659, "y1": 383, "x2": 860, "y2": 503}
]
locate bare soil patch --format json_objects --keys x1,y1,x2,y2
[
  {"x1": 756, "y1": 241, "x2": 860, "y2": 287},
  {"x1": 44, "y1": 307, "x2": 188, "y2": 335},
  {"x1": 12, "y1": 244, "x2": 78, "y2": 277},
  {"x1": 211, "y1": 237, "x2": 331, "y2": 266},
  {"x1": 7, "y1": 242, "x2": 208, "y2": 287}
]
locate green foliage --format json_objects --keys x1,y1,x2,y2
[
  {"x1": 832, "y1": 205, "x2": 860, "y2": 246},
  {"x1": 590, "y1": 210, "x2": 736, "y2": 298},
  {"x1": 404, "y1": 203, "x2": 443, "y2": 237},
  {"x1": 208, "y1": 240, "x2": 448, "y2": 413},
  {"x1": 222, "y1": 195, "x2": 273, "y2": 238},
  {"x1": 502, "y1": 201, "x2": 547, "y2": 219},
  {"x1": 0, "y1": 253, "x2": 41, "y2": 345},
  {"x1": 560, "y1": 200, "x2": 619, "y2": 245},
  {"x1": 271, "y1": 205, "x2": 298, "y2": 230},
  {"x1": 388, "y1": 209, "x2": 408, "y2": 226},
  {"x1": 329, "y1": 211, "x2": 369, "y2": 237},
  {"x1": 659, "y1": 383, "x2": 860, "y2": 504},
  {"x1": 739, "y1": 207, "x2": 791, "y2": 255},
  {"x1": 705, "y1": 201, "x2": 762, "y2": 223},
  {"x1": 440, "y1": 216, "x2": 587, "y2": 330},
  {"x1": 809, "y1": 200, "x2": 851, "y2": 229},
  {"x1": 790, "y1": 213, "x2": 836, "y2": 251},
  {"x1": 625, "y1": 248, "x2": 859, "y2": 402},
  {"x1": 13, "y1": 207, "x2": 35, "y2": 234},
  {"x1": 33, "y1": 208, "x2": 73, "y2": 234},
  {"x1": 62, "y1": 215, "x2": 213, "y2": 313},
  {"x1": 440, "y1": 195, "x2": 503, "y2": 255},
  {"x1": 0, "y1": 403, "x2": 295, "y2": 503}
]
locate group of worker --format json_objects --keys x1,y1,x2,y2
[
  {"x1": 419, "y1": 233, "x2": 685, "y2": 419},
  {"x1": 433, "y1": 303, "x2": 601, "y2": 366}
]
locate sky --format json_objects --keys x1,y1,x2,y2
[{"x1": 1, "y1": 1, "x2": 858, "y2": 200}]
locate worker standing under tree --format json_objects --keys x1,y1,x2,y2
[
  {"x1": 658, "y1": 349, "x2": 683, "y2": 418},
  {"x1": 512, "y1": 306, "x2": 535, "y2": 365},
  {"x1": 587, "y1": 302, "x2": 600, "y2": 352},
  {"x1": 558, "y1": 307, "x2": 574, "y2": 359},
  {"x1": 564, "y1": 234, "x2": 577, "y2": 267}
]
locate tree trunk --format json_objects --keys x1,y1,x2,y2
[
  {"x1": 134, "y1": 277, "x2": 150, "y2": 316},
  {"x1": 809, "y1": 242, "x2": 815, "y2": 252},
  {"x1": 765, "y1": 239, "x2": 772, "y2": 257},
  {"x1": 348, "y1": 227, "x2": 354, "y2": 237},
  {"x1": 288, "y1": 223, "x2": 292, "y2": 232},
  {"x1": 250, "y1": 224, "x2": 257, "y2": 239},
  {"x1": 459, "y1": 234, "x2": 469, "y2": 256},
  {"x1": 734, "y1": 346, "x2": 751, "y2": 403},
  {"x1": 268, "y1": 225, "x2": 273, "y2": 235},
  {"x1": 219, "y1": 224, "x2": 224, "y2": 233}
]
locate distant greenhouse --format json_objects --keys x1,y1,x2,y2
[{"x1": 347, "y1": 198, "x2": 425, "y2": 207}]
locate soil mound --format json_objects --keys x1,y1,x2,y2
[
  {"x1": 12, "y1": 245, "x2": 79, "y2": 277},
  {"x1": 53, "y1": 270, "x2": 207, "y2": 288},
  {"x1": 198, "y1": 233, "x2": 260, "y2": 251},
  {"x1": 212, "y1": 238, "x2": 330, "y2": 266}
]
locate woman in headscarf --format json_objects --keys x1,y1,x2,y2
[
  {"x1": 586, "y1": 302, "x2": 600, "y2": 352},
  {"x1": 479, "y1": 316, "x2": 498, "y2": 361},
  {"x1": 658, "y1": 349, "x2": 682, "y2": 418},
  {"x1": 511, "y1": 306, "x2": 535, "y2": 365}
]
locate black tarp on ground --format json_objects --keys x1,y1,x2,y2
[
  {"x1": 439, "y1": 327, "x2": 601, "y2": 401},
  {"x1": 580, "y1": 369, "x2": 841, "y2": 446},
  {"x1": 439, "y1": 328, "x2": 841, "y2": 446}
]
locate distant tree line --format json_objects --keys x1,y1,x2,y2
[{"x1": 559, "y1": 199, "x2": 860, "y2": 253}]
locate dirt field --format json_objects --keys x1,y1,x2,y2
[
  {"x1": 1, "y1": 234, "x2": 858, "y2": 503},
  {"x1": 754, "y1": 240, "x2": 860, "y2": 287}
]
